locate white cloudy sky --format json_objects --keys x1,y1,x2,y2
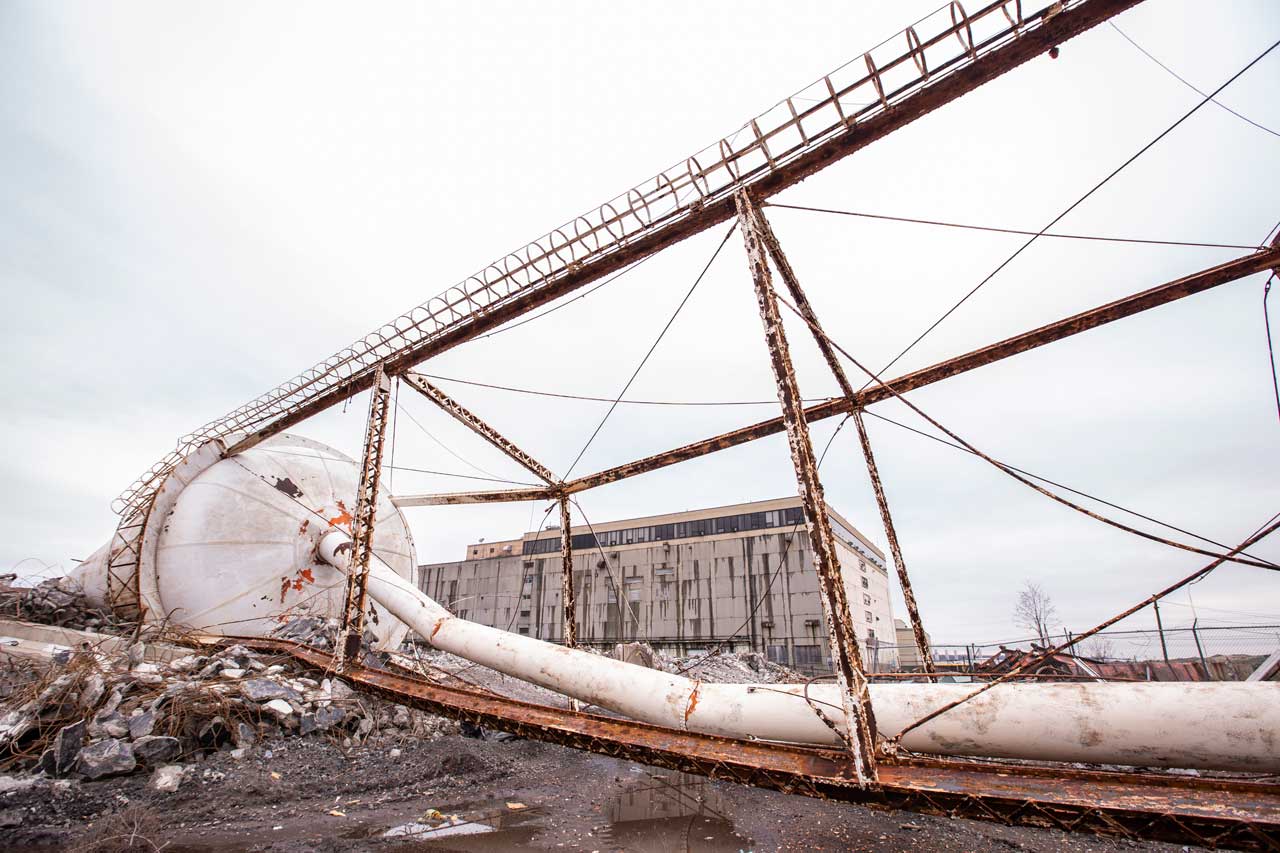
[{"x1": 3, "y1": 1, "x2": 1278, "y2": 646}]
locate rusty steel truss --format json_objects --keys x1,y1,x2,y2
[
  {"x1": 236, "y1": 637, "x2": 1280, "y2": 851},
  {"x1": 104, "y1": 0, "x2": 1280, "y2": 846},
  {"x1": 334, "y1": 364, "x2": 393, "y2": 671}
]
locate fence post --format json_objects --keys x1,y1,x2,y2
[
  {"x1": 1192, "y1": 618, "x2": 1211, "y2": 681},
  {"x1": 1152, "y1": 598, "x2": 1172, "y2": 672}
]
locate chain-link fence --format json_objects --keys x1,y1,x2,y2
[{"x1": 867, "y1": 624, "x2": 1280, "y2": 680}]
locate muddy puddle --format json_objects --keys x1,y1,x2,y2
[{"x1": 166, "y1": 768, "x2": 752, "y2": 851}]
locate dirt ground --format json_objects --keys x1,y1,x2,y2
[{"x1": 1, "y1": 733, "x2": 1191, "y2": 853}]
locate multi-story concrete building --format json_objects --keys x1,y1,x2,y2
[{"x1": 419, "y1": 496, "x2": 897, "y2": 671}]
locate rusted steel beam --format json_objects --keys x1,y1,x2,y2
[
  {"x1": 205, "y1": 0, "x2": 1140, "y2": 462},
  {"x1": 564, "y1": 245, "x2": 1280, "y2": 494},
  {"x1": 391, "y1": 487, "x2": 555, "y2": 507},
  {"x1": 858, "y1": 243, "x2": 1280, "y2": 406},
  {"x1": 237, "y1": 636, "x2": 1280, "y2": 851},
  {"x1": 559, "y1": 497, "x2": 577, "y2": 649},
  {"x1": 736, "y1": 190, "x2": 878, "y2": 785},
  {"x1": 335, "y1": 364, "x2": 392, "y2": 671},
  {"x1": 401, "y1": 372, "x2": 558, "y2": 485},
  {"x1": 746, "y1": 197, "x2": 937, "y2": 681}
]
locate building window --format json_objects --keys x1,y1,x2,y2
[
  {"x1": 859, "y1": 560, "x2": 866, "y2": 572},
  {"x1": 863, "y1": 594, "x2": 871, "y2": 606},
  {"x1": 518, "y1": 627, "x2": 529, "y2": 635},
  {"x1": 865, "y1": 610, "x2": 873, "y2": 623},
  {"x1": 766, "y1": 644, "x2": 789, "y2": 665},
  {"x1": 793, "y1": 645, "x2": 821, "y2": 667},
  {"x1": 861, "y1": 577, "x2": 869, "y2": 589},
  {"x1": 520, "y1": 610, "x2": 530, "y2": 618}
]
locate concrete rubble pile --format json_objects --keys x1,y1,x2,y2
[
  {"x1": 0, "y1": 638, "x2": 455, "y2": 793},
  {"x1": 0, "y1": 575, "x2": 126, "y2": 634}
]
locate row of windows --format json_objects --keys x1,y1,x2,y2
[
  {"x1": 828, "y1": 516, "x2": 886, "y2": 570},
  {"x1": 522, "y1": 506, "x2": 808, "y2": 555}
]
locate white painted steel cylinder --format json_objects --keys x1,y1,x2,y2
[
  {"x1": 72, "y1": 435, "x2": 418, "y2": 649},
  {"x1": 323, "y1": 531, "x2": 1280, "y2": 773}
]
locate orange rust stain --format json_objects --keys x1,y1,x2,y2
[
  {"x1": 429, "y1": 621, "x2": 444, "y2": 641},
  {"x1": 684, "y1": 681, "x2": 701, "y2": 724},
  {"x1": 280, "y1": 567, "x2": 318, "y2": 602},
  {"x1": 327, "y1": 500, "x2": 353, "y2": 530},
  {"x1": 298, "y1": 519, "x2": 310, "y2": 535}
]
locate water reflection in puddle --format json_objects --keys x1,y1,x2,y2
[
  {"x1": 596, "y1": 771, "x2": 750, "y2": 852},
  {"x1": 374, "y1": 769, "x2": 750, "y2": 851}
]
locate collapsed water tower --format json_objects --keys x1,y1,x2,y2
[{"x1": 72, "y1": 434, "x2": 417, "y2": 651}]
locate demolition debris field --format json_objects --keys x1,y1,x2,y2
[{"x1": 0, "y1": 591, "x2": 1190, "y2": 853}]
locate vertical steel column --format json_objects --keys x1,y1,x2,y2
[
  {"x1": 1153, "y1": 598, "x2": 1172, "y2": 670},
  {"x1": 559, "y1": 497, "x2": 577, "y2": 649},
  {"x1": 747, "y1": 199, "x2": 936, "y2": 680},
  {"x1": 735, "y1": 191, "x2": 878, "y2": 785},
  {"x1": 335, "y1": 364, "x2": 393, "y2": 672}
]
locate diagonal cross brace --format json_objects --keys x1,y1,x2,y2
[
  {"x1": 743, "y1": 198, "x2": 937, "y2": 681},
  {"x1": 402, "y1": 372, "x2": 558, "y2": 485},
  {"x1": 735, "y1": 190, "x2": 879, "y2": 785}
]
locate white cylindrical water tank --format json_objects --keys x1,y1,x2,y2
[{"x1": 73, "y1": 434, "x2": 417, "y2": 650}]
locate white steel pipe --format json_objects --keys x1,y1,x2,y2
[{"x1": 320, "y1": 531, "x2": 1280, "y2": 772}]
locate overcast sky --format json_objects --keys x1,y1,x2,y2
[{"x1": 3, "y1": 1, "x2": 1278, "y2": 646}]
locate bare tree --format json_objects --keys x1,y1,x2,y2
[
  {"x1": 1084, "y1": 637, "x2": 1115, "y2": 661},
  {"x1": 1013, "y1": 581, "x2": 1058, "y2": 645}
]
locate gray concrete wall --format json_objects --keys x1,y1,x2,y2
[{"x1": 420, "y1": 526, "x2": 896, "y2": 672}]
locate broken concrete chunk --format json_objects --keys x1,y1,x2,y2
[
  {"x1": 298, "y1": 714, "x2": 317, "y2": 736},
  {"x1": 220, "y1": 668, "x2": 246, "y2": 679},
  {"x1": 149, "y1": 764, "x2": 184, "y2": 793},
  {"x1": 312, "y1": 706, "x2": 346, "y2": 731},
  {"x1": 168, "y1": 654, "x2": 204, "y2": 673},
  {"x1": 77, "y1": 739, "x2": 137, "y2": 780},
  {"x1": 79, "y1": 674, "x2": 105, "y2": 711},
  {"x1": 234, "y1": 722, "x2": 256, "y2": 748},
  {"x1": 132, "y1": 736, "x2": 181, "y2": 765},
  {"x1": 49, "y1": 720, "x2": 86, "y2": 775},
  {"x1": 239, "y1": 679, "x2": 293, "y2": 702},
  {"x1": 262, "y1": 699, "x2": 293, "y2": 719},
  {"x1": 128, "y1": 710, "x2": 156, "y2": 740},
  {"x1": 90, "y1": 710, "x2": 130, "y2": 740}
]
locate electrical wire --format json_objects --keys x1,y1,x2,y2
[
  {"x1": 863, "y1": 37, "x2": 1280, "y2": 390},
  {"x1": 772, "y1": 289, "x2": 1280, "y2": 571},
  {"x1": 393, "y1": 396, "x2": 509, "y2": 483},
  {"x1": 258, "y1": 447, "x2": 540, "y2": 487},
  {"x1": 764, "y1": 202, "x2": 1264, "y2": 250},
  {"x1": 417, "y1": 372, "x2": 831, "y2": 407},
  {"x1": 561, "y1": 223, "x2": 737, "y2": 479},
  {"x1": 672, "y1": 415, "x2": 853, "y2": 676},
  {"x1": 1109, "y1": 22, "x2": 1280, "y2": 140},
  {"x1": 857, "y1": 409, "x2": 1276, "y2": 566}
]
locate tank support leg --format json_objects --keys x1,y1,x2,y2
[{"x1": 335, "y1": 363, "x2": 394, "y2": 671}]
